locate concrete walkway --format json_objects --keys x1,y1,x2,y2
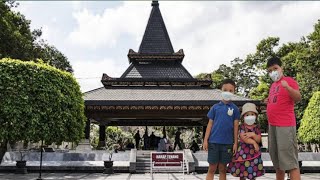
[{"x1": 0, "y1": 173, "x2": 319, "y2": 180}]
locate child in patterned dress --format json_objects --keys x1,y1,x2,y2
[{"x1": 228, "y1": 103, "x2": 265, "y2": 179}]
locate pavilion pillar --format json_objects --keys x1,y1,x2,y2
[
  {"x1": 84, "y1": 119, "x2": 90, "y2": 139},
  {"x1": 98, "y1": 125, "x2": 106, "y2": 148},
  {"x1": 162, "y1": 126, "x2": 166, "y2": 138}
]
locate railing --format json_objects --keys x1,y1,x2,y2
[{"x1": 184, "y1": 159, "x2": 189, "y2": 174}]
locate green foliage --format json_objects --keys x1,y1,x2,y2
[
  {"x1": 0, "y1": 1, "x2": 36, "y2": 60},
  {"x1": 195, "y1": 73, "x2": 207, "y2": 79},
  {"x1": 90, "y1": 124, "x2": 99, "y2": 148},
  {"x1": 0, "y1": 1, "x2": 72, "y2": 72},
  {"x1": 0, "y1": 58, "x2": 85, "y2": 144},
  {"x1": 257, "y1": 114, "x2": 268, "y2": 133},
  {"x1": 294, "y1": 22, "x2": 320, "y2": 120},
  {"x1": 246, "y1": 37, "x2": 279, "y2": 69},
  {"x1": 249, "y1": 80, "x2": 269, "y2": 100},
  {"x1": 200, "y1": 58, "x2": 259, "y2": 97},
  {"x1": 298, "y1": 91, "x2": 320, "y2": 143},
  {"x1": 105, "y1": 126, "x2": 133, "y2": 149},
  {"x1": 34, "y1": 40, "x2": 73, "y2": 72},
  {"x1": 211, "y1": 71, "x2": 225, "y2": 89}
]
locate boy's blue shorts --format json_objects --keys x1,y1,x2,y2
[{"x1": 207, "y1": 143, "x2": 233, "y2": 164}]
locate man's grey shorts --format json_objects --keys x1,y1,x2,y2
[{"x1": 268, "y1": 125, "x2": 299, "y2": 171}]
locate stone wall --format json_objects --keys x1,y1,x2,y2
[{"x1": 1, "y1": 150, "x2": 130, "y2": 163}]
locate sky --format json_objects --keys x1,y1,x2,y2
[{"x1": 15, "y1": 1, "x2": 320, "y2": 92}]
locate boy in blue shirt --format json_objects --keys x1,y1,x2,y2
[{"x1": 203, "y1": 79, "x2": 240, "y2": 180}]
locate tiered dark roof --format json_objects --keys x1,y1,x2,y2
[{"x1": 101, "y1": 1, "x2": 208, "y2": 88}]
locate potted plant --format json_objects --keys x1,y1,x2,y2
[
  {"x1": 103, "y1": 150, "x2": 113, "y2": 174},
  {"x1": 15, "y1": 149, "x2": 28, "y2": 174},
  {"x1": 102, "y1": 126, "x2": 127, "y2": 174},
  {"x1": 103, "y1": 146, "x2": 114, "y2": 174},
  {"x1": 103, "y1": 129, "x2": 122, "y2": 174}
]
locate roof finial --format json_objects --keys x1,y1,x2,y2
[{"x1": 152, "y1": 0, "x2": 159, "y2": 7}]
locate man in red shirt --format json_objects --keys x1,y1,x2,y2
[{"x1": 265, "y1": 57, "x2": 301, "y2": 180}]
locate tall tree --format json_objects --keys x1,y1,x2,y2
[
  {"x1": 246, "y1": 37, "x2": 280, "y2": 70},
  {"x1": 198, "y1": 58, "x2": 259, "y2": 97},
  {"x1": 293, "y1": 20, "x2": 320, "y2": 120},
  {"x1": 0, "y1": 1, "x2": 38, "y2": 60},
  {"x1": 34, "y1": 40, "x2": 73, "y2": 72},
  {"x1": 229, "y1": 58, "x2": 259, "y2": 97},
  {"x1": 0, "y1": 1, "x2": 73, "y2": 72}
]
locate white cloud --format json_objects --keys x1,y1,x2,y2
[
  {"x1": 67, "y1": 1, "x2": 150, "y2": 49},
  {"x1": 73, "y1": 58, "x2": 126, "y2": 92},
  {"x1": 71, "y1": 1, "x2": 83, "y2": 10}
]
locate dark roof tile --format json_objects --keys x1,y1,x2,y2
[
  {"x1": 120, "y1": 61, "x2": 193, "y2": 79},
  {"x1": 138, "y1": 1, "x2": 174, "y2": 54},
  {"x1": 84, "y1": 87, "x2": 251, "y2": 102}
]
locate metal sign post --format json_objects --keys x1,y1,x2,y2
[{"x1": 36, "y1": 140, "x2": 43, "y2": 180}]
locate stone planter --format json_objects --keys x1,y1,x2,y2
[
  {"x1": 15, "y1": 160, "x2": 28, "y2": 174},
  {"x1": 103, "y1": 161, "x2": 114, "y2": 174}
]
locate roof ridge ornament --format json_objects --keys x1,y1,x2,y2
[
  {"x1": 152, "y1": 0, "x2": 159, "y2": 7},
  {"x1": 173, "y1": 49, "x2": 184, "y2": 56},
  {"x1": 102, "y1": 73, "x2": 114, "y2": 81}
]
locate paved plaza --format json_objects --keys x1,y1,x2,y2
[{"x1": 0, "y1": 173, "x2": 319, "y2": 180}]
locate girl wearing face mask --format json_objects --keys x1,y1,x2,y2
[{"x1": 228, "y1": 103, "x2": 265, "y2": 180}]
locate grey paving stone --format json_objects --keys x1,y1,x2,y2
[{"x1": 0, "y1": 173, "x2": 319, "y2": 180}]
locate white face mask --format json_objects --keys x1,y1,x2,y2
[
  {"x1": 269, "y1": 70, "x2": 282, "y2": 82},
  {"x1": 221, "y1": 91, "x2": 233, "y2": 101},
  {"x1": 244, "y1": 115, "x2": 256, "y2": 125}
]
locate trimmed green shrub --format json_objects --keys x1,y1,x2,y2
[
  {"x1": 298, "y1": 91, "x2": 320, "y2": 143},
  {"x1": 0, "y1": 58, "x2": 85, "y2": 144}
]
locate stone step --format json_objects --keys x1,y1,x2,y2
[
  {"x1": 137, "y1": 158, "x2": 151, "y2": 162},
  {"x1": 136, "y1": 163, "x2": 151, "y2": 167},
  {"x1": 135, "y1": 170, "x2": 150, "y2": 173},
  {"x1": 135, "y1": 164, "x2": 188, "y2": 169},
  {"x1": 136, "y1": 169, "x2": 151, "y2": 171},
  {"x1": 137, "y1": 154, "x2": 151, "y2": 157},
  {"x1": 136, "y1": 154, "x2": 151, "y2": 157},
  {"x1": 136, "y1": 162, "x2": 150, "y2": 165},
  {"x1": 137, "y1": 156, "x2": 151, "y2": 159},
  {"x1": 136, "y1": 167, "x2": 188, "y2": 170},
  {"x1": 136, "y1": 152, "x2": 153, "y2": 156},
  {"x1": 136, "y1": 167, "x2": 151, "y2": 169},
  {"x1": 135, "y1": 169, "x2": 188, "y2": 173}
]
